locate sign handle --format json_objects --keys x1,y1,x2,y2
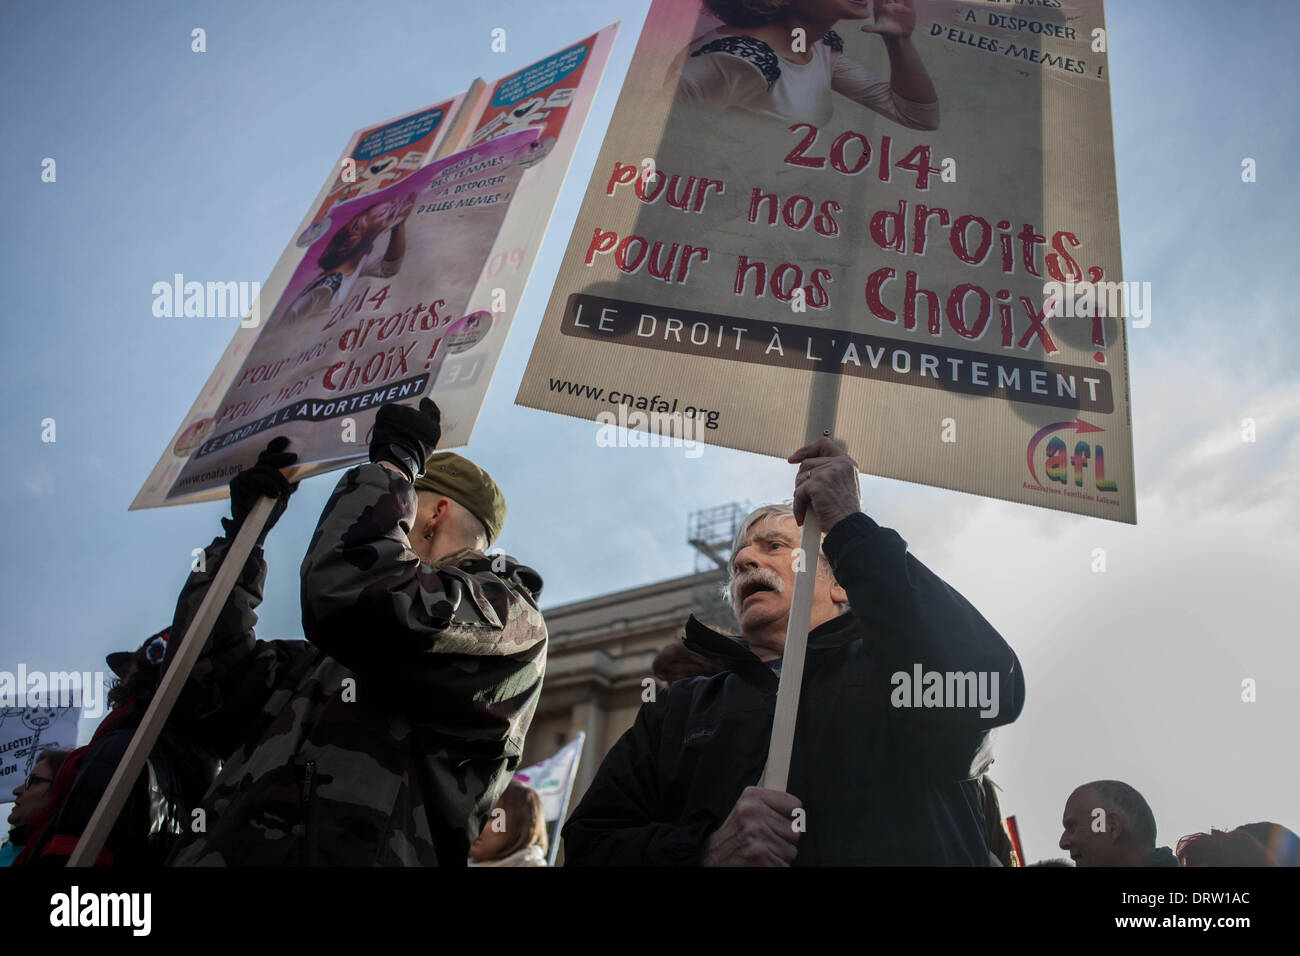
[
  {"x1": 547, "y1": 730, "x2": 586, "y2": 866},
  {"x1": 760, "y1": 510, "x2": 821, "y2": 793},
  {"x1": 66, "y1": 496, "x2": 276, "y2": 867}
]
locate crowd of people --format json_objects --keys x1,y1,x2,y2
[{"x1": 3, "y1": 398, "x2": 1294, "y2": 867}]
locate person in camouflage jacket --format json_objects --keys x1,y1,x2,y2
[{"x1": 163, "y1": 403, "x2": 547, "y2": 866}]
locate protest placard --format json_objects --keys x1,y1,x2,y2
[
  {"x1": 164, "y1": 130, "x2": 537, "y2": 500},
  {"x1": 517, "y1": 0, "x2": 1135, "y2": 522},
  {"x1": 133, "y1": 26, "x2": 618, "y2": 507},
  {"x1": 428, "y1": 27, "x2": 618, "y2": 447},
  {"x1": 0, "y1": 706, "x2": 81, "y2": 788}
]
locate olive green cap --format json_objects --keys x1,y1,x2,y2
[{"x1": 412, "y1": 453, "x2": 506, "y2": 546}]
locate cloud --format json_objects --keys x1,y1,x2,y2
[
  {"x1": 23, "y1": 469, "x2": 54, "y2": 497},
  {"x1": 1135, "y1": 361, "x2": 1300, "y2": 528},
  {"x1": 909, "y1": 354, "x2": 1300, "y2": 862}
]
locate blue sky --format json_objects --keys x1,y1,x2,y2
[{"x1": 2, "y1": 0, "x2": 1298, "y2": 864}]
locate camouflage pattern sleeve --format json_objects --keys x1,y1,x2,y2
[
  {"x1": 299, "y1": 463, "x2": 548, "y2": 729},
  {"x1": 163, "y1": 534, "x2": 303, "y2": 759}
]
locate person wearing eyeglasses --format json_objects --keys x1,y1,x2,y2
[{"x1": 2, "y1": 750, "x2": 70, "y2": 866}]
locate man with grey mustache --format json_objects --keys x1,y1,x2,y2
[{"x1": 563, "y1": 438, "x2": 1025, "y2": 866}]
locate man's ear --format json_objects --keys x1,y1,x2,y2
[
  {"x1": 412, "y1": 490, "x2": 439, "y2": 540},
  {"x1": 1107, "y1": 810, "x2": 1126, "y2": 844},
  {"x1": 428, "y1": 496, "x2": 454, "y2": 530},
  {"x1": 829, "y1": 579, "x2": 847, "y2": 607}
]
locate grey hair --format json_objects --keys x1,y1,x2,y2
[
  {"x1": 1086, "y1": 780, "x2": 1158, "y2": 850},
  {"x1": 720, "y1": 503, "x2": 848, "y2": 618}
]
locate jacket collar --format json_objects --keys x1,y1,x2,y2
[
  {"x1": 683, "y1": 610, "x2": 859, "y2": 672},
  {"x1": 436, "y1": 547, "x2": 544, "y2": 599}
]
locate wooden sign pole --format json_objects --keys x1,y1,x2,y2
[
  {"x1": 760, "y1": 353, "x2": 842, "y2": 791},
  {"x1": 67, "y1": 497, "x2": 275, "y2": 867},
  {"x1": 760, "y1": 511, "x2": 822, "y2": 792},
  {"x1": 71, "y1": 90, "x2": 489, "y2": 867}
]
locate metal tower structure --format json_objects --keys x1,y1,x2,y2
[{"x1": 687, "y1": 501, "x2": 752, "y2": 632}]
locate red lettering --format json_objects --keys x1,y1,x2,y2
[
  {"x1": 606, "y1": 161, "x2": 638, "y2": 196},
  {"x1": 829, "y1": 130, "x2": 871, "y2": 175},
  {"x1": 912, "y1": 204, "x2": 950, "y2": 256},
  {"x1": 950, "y1": 214, "x2": 993, "y2": 266},
  {"x1": 749, "y1": 187, "x2": 778, "y2": 225},
  {"x1": 635, "y1": 169, "x2": 666, "y2": 203},
  {"x1": 871, "y1": 200, "x2": 907, "y2": 253},
  {"x1": 676, "y1": 245, "x2": 709, "y2": 284},
  {"x1": 947, "y1": 283, "x2": 991, "y2": 340},
  {"x1": 783, "y1": 195, "x2": 813, "y2": 230},
  {"x1": 784, "y1": 123, "x2": 825, "y2": 168},
  {"x1": 814, "y1": 200, "x2": 841, "y2": 238},
  {"x1": 615, "y1": 235, "x2": 649, "y2": 273},
  {"x1": 693, "y1": 178, "x2": 724, "y2": 213},
  {"x1": 770, "y1": 263, "x2": 803, "y2": 302},
  {"x1": 735, "y1": 255, "x2": 766, "y2": 296},
  {"x1": 904, "y1": 271, "x2": 941, "y2": 334},
  {"x1": 1016, "y1": 296, "x2": 1059, "y2": 353},
  {"x1": 865, "y1": 267, "x2": 897, "y2": 322},
  {"x1": 806, "y1": 268, "x2": 833, "y2": 309},
  {"x1": 585, "y1": 227, "x2": 618, "y2": 265},
  {"x1": 1046, "y1": 230, "x2": 1083, "y2": 283},
  {"x1": 647, "y1": 241, "x2": 679, "y2": 281},
  {"x1": 895, "y1": 144, "x2": 942, "y2": 190},
  {"x1": 665, "y1": 175, "x2": 697, "y2": 211}
]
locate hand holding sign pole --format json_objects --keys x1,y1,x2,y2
[
  {"x1": 760, "y1": 373, "x2": 842, "y2": 794},
  {"x1": 76, "y1": 110, "x2": 486, "y2": 865},
  {"x1": 68, "y1": 495, "x2": 277, "y2": 866}
]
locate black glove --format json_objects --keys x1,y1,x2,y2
[
  {"x1": 369, "y1": 398, "x2": 441, "y2": 482},
  {"x1": 225, "y1": 436, "x2": 298, "y2": 544}
]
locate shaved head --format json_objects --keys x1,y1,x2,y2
[{"x1": 413, "y1": 490, "x2": 489, "y2": 560}]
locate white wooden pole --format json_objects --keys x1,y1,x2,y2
[
  {"x1": 67, "y1": 496, "x2": 275, "y2": 867},
  {"x1": 760, "y1": 510, "x2": 821, "y2": 792}
]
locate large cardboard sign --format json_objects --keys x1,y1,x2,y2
[
  {"x1": 436, "y1": 28, "x2": 618, "y2": 447},
  {"x1": 166, "y1": 132, "x2": 535, "y2": 501},
  {"x1": 516, "y1": 1, "x2": 1135, "y2": 522},
  {"x1": 134, "y1": 26, "x2": 618, "y2": 508}
]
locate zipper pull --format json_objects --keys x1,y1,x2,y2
[{"x1": 301, "y1": 760, "x2": 316, "y2": 802}]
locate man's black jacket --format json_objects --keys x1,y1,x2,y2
[{"x1": 562, "y1": 512, "x2": 1025, "y2": 865}]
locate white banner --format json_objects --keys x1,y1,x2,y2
[
  {"x1": 0, "y1": 706, "x2": 81, "y2": 791},
  {"x1": 514, "y1": 732, "x2": 585, "y2": 823}
]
